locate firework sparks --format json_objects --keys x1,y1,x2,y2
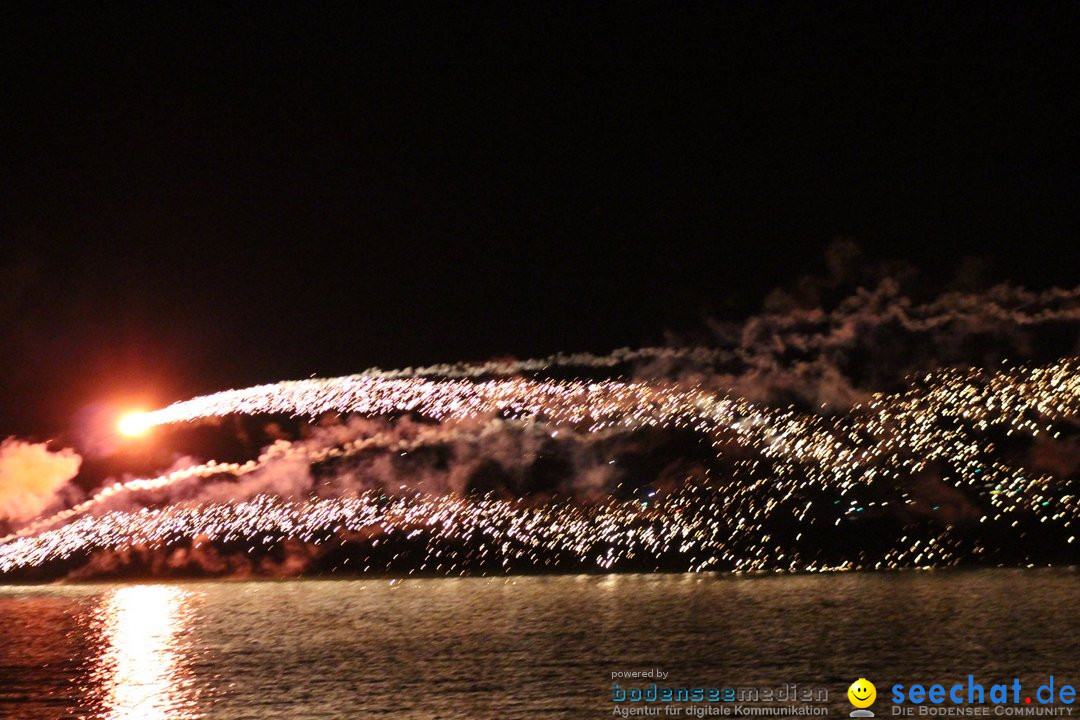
[{"x1": 0, "y1": 354, "x2": 1076, "y2": 578}]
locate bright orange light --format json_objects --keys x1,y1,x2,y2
[{"x1": 117, "y1": 411, "x2": 152, "y2": 437}]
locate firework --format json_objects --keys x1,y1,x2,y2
[{"x1": 1, "y1": 356, "x2": 1076, "y2": 577}]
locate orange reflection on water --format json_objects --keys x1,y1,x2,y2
[{"x1": 93, "y1": 585, "x2": 201, "y2": 720}]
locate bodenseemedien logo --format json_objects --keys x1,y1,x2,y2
[{"x1": 848, "y1": 678, "x2": 877, "y2": 717}]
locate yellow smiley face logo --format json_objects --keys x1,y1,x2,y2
[{"x1": 848, "y1": 678, "x2": 876, "y2": 708}]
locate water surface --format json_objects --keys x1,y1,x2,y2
[{"x1": 0, "y1": 569, "x2": 1076, "y2": 719}]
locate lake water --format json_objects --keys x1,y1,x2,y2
[{"x1": 0, "y1": 569, "x2": 1076, "y2": 719}]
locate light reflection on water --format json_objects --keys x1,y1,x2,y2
[
  {"x1": 0, "y1": 569, "x2": 1077, "y2": 719},
  {"x1": 90, "y1": 586, "x2": 200, "y2": 720}
]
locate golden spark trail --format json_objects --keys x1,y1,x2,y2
[{"x1": 1, "y1": 350, "x2": 1078, "y2": 577}]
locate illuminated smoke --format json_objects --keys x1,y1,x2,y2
[{"x1": 0, "y1": 439, "x2": 82, "y2": 525}]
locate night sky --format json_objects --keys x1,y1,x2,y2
[{"x1": 2, "y1": 4, "x2": 1078, "y2": 437}]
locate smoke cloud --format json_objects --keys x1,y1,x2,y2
[{"x1": 0, "y1": 439, "x2": 81, "y2": 525}]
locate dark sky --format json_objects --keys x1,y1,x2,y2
[{"x1": 1, "y1": 4, "x2": 1078, "y2": 437}]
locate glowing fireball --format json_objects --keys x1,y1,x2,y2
[{"x1": 117, "y1": 411, "x2": 152, "y2": 437}]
